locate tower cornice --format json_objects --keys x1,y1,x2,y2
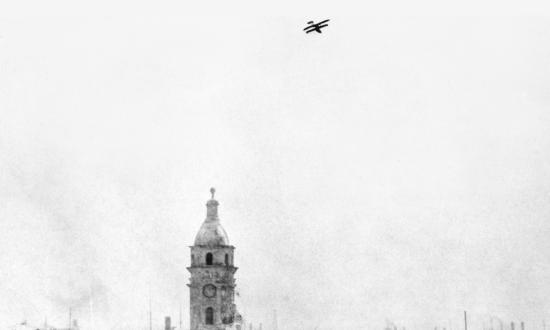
[
  {"x1": 190, "y1": 245, "x2": 235, "y2": 249},
  {"x1": 187, "y1": 266, "x2": 238, "y2": 273}
]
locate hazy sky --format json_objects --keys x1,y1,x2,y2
[{"x1": 1, "y1": 3, "x2": 550, "y2": 330}]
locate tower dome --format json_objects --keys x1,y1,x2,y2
[{"x1": 194, "y1": 188, "x2": 230, "y2": 246}]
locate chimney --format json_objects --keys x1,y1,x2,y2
[
  {"x1": 512, "y1": 322, "x2": 515, "y2": 330},
  {"x1": 165, "y1": 316, "x2": 171, "y2": 330},
  {"x1": 521, "y1": 322, "x2": 525, "y2": 330}
]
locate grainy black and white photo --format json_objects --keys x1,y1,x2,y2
[{"x1": 1, "y1": 2, "x2": 549, "y2": 330}]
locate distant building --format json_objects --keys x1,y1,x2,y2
[
  {"x1": 14, "y1": 319, "x2": 79, "y2": 330},
  {"x1": 187, "y1": 188, "x2": 243, "y2": 330},
  {"x1": 165, "y1": 317, "x2": 175, "y2": 330}
]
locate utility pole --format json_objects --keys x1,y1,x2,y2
[
  {"x1": 68, "y1": 307, "x2": 72, "y2": 330},
  {"x1": 89, "y1": 286, "x2": 94, "y2": 330},
  {"x1": 179, "y1": 302, "x2": 182, "y2": 330},
  {"x1": 464, "y1": 311, "x2": 468, "y2": 330},
  {"x1": 149, "y1": 295, "x2": 153, "y2": 330}
]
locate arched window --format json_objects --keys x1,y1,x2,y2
[
  {"x1": 224, "y1": 254, "x2": 229, "y2": 266},
  {"x1": 206, "y1": 253, "x2": 213, "y2": 265},
  {"x1": 191, "y1": 254, "x2": 195, "y2": 265},
  {"x1": 205, "y1": 307, "x2": 214, "y2": 325}
]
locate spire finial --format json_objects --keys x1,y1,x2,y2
[{"x1": 210, "y1": 187, "x2": 216, "y2": 200}]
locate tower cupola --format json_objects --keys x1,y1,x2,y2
[{"x1": 194, "y1": 188, "x2": 230, "y2": 246}]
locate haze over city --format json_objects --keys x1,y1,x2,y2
[{"x1": 1, "y1": 4, "x2": 550, "y2": 330}]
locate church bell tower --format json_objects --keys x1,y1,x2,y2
[{"x1": 188, "y1": 188, "x2": 241, "y2": 330}]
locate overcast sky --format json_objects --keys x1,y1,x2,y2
[{"x1": 1, "y1": 3, "x2": 550, "y2": 330}]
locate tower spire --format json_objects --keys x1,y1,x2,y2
[{"x1": 206, "y1": 187, "x2": 219, "y2": 220}]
